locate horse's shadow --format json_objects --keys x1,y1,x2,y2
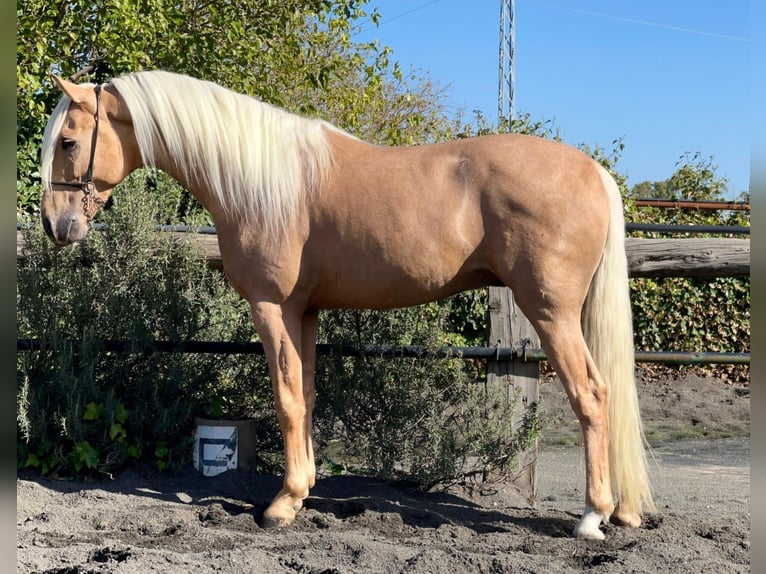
[
  {"x1": 302, "y1": 474, "x2": 577, "y2": 537},
  {"x1": 18, "y1": 465, "x2": 579, "y2": 538}
]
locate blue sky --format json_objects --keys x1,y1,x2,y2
[{"x1": 354, "y1": 0, "x2": 750, "y2": 198}]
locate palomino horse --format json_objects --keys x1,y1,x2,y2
[{"x1": 40, "y1": 70, "x2": 653, "y2": 540}]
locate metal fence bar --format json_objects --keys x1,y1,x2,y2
[
  {"x1": 633, "y1": 199, "x2": 750, "y2": 211},
  {"x1": 625, "y1": 223, "x2": 750, "y2": 235},
  {"x1": 16, "y1": 339, "x2": 749, "y2": 365},
  {"x1": 633, "y1": 351, "x2": 750, "y2": 365}
]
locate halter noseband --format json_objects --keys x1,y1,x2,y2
[{"x1": 49, "y1": 84, "x2": 104, "y2": 220}]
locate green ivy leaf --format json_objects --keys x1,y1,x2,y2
[
  {"x1": 72, "y1": 441, "x2": 99, "y2": 470},
  {"x1": 109, "y1": 423, "x2": 125, "y2": 441},
  {"x1": 83, "y1": 402, "x2": 103, "y2": 421},
  {"x1": 154, "y1": 441, "x2": 169, "y2": 458},
  {"x1": 115, "y1": 403, "x2": 129, "y2": 424}
]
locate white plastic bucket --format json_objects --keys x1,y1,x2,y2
[{"x1": 193, "y1": 420, "x2": 238, "y2": 476}]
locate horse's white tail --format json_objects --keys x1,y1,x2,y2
[{"x1": 582, "y1": 166, "x2": 655, "y2": 518}]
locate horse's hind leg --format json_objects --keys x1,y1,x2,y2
[{"x1": 531, "y1": 313, "x2": 615, "y2": 540}]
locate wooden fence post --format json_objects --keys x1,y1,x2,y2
[{"x1": 486, "y1": 286, "x2": 540, "y2": 503}]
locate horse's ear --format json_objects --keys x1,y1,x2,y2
[{"x1": 51, "y1": 73, "x2": 97, "y2": 112}]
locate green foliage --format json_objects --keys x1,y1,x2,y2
[
  {"x1": 314, "y1": 303, "x2": 536, "y2": 489},
  {"x1": 631, "y1": 276, "x2": 749, "y2": 352},
  {"x1": 124, "y1": 169, "x2": 213, "y2": 226},
  {"x1": 631, "y1": 152, "x2": 736, "y2": 200},
  {"x1": 17, "y1": 0, "x2": 331, "y2": 126},
  {"x1": 455, "y1": 109, "x2": 563, "y2": 142},
  {"x1": 17, "y1": 0, "x2": 456, "y2": 222},
  {"x1": 626, "y1": 153, "x2": 750, "y2": 379},
  {"x1": 16, "y1": 182, "x2": 272, "y2": 476}
]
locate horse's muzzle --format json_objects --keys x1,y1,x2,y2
[{"x1": 42, "y1": 212, "x2": 88, "y2": 246}]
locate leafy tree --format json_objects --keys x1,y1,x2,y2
[
  {"x1": 629, "y1": 152, "x2": 730, "y2": 202},
  {"x1": 17, "y1": 0, "x2": 323, "y2": 218},
  {"x1": 631, "y1": 180, "x2": 668, "y2": 199},
  {"x1": 628, "y1": 152, "x2": 748, "y2": 229},
  {"x1": 17, "y1": 0, "x2": 457, "y2": 222}
]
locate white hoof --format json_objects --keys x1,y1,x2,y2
[{"x1": 573, "y1": 507, "x2": 606, "y2": 540}]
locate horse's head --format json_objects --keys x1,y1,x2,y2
[{"x1": 40, "y1": 75, "x2": 139, "y2": 245}]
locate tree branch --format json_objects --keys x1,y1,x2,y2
[{"x1": 69, "y1": 58, "x2": 103, "y2": 82}]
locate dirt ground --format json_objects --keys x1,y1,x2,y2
[{"x1": 17, "y1": 371, "x2": 750, "y2": 573}]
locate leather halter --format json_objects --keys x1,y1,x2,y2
[{"x1": 50, "y1": 84, "x2": 104, "y2": 220}]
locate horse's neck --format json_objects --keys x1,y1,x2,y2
[{"x1": 150, "y1": 153, "x2": 227, "y2": 221}]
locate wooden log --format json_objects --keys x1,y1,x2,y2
[
  {"x1": 169, "y1": 232, "x2": 224, "y2": 270},
  {"x1": 486, "y1": 286, "x2": 539, "y2": 504},
  {"x1": 625, "y1": 238, "x2": 749, "y2": 278},
  {"x1": 17, "y1": 232, "x2": 750, "y2": 278},
  {"x1": 16, "y1": 230, "x2": 225, "y2": 270}
]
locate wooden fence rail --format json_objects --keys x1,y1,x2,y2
[
  {"x1": 625, "y1": 238, "x2": 749, "y2": 278},
  {"x1": 16, "y1": 232, "x2": 751, "y2": 278}
]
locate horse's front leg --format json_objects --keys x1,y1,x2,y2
[{"x1": 250, "y1": 301, "x2": 311, "y2": 528}]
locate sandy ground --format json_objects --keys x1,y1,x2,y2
[{"x1": 17, "y1": 372, "x2": 750, "y2": 573}]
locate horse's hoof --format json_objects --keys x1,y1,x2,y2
[
  {"x1": 573, "y1": 507, "x2": 606, "y2": 540},
  {"x1": 611, "y1": 507, "x2": 642, "y2": 528},
  {"x1": 261, "y1": 513, "x2": 293, "y2": 529},
  {"x1": 573, "y1": 524, "x2": 606, "y2": 540}
]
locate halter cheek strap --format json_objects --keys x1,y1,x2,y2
[{"x1": 50, "y1": 84, "x2": 105, "y2": 220}]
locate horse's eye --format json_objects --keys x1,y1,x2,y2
[{"x1": 61, "y1": 138, "x2": 78, "y2": 152}]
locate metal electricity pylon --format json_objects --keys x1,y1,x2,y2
[{"x1": 498, "y1": 0, "x2": 515, "y2": 124}]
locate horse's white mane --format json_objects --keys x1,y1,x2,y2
[
  {"x1": 43, "y1": 70, "x2": 344, "y2": 233},
  {"x1": 111, "y1": 70, "x2": 346, "y2": 231}
]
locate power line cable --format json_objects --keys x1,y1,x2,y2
[{"x1": 355, "y1": 0, "x2": 445, "y2": 35}]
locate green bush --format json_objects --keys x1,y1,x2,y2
[
  {"x1": 630, "y1": 277, "x2": 749, "y2": 353},
  {"x1": 16, "y1": 180, "x2": 274, "y2": 476},
  {"x1": 314, "y1": 303, "x2": 534, "y2": 489}
]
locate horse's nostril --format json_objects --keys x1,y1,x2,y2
[{"x1": 42, "y1": 217, "x2": 54, "y2": 240}]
